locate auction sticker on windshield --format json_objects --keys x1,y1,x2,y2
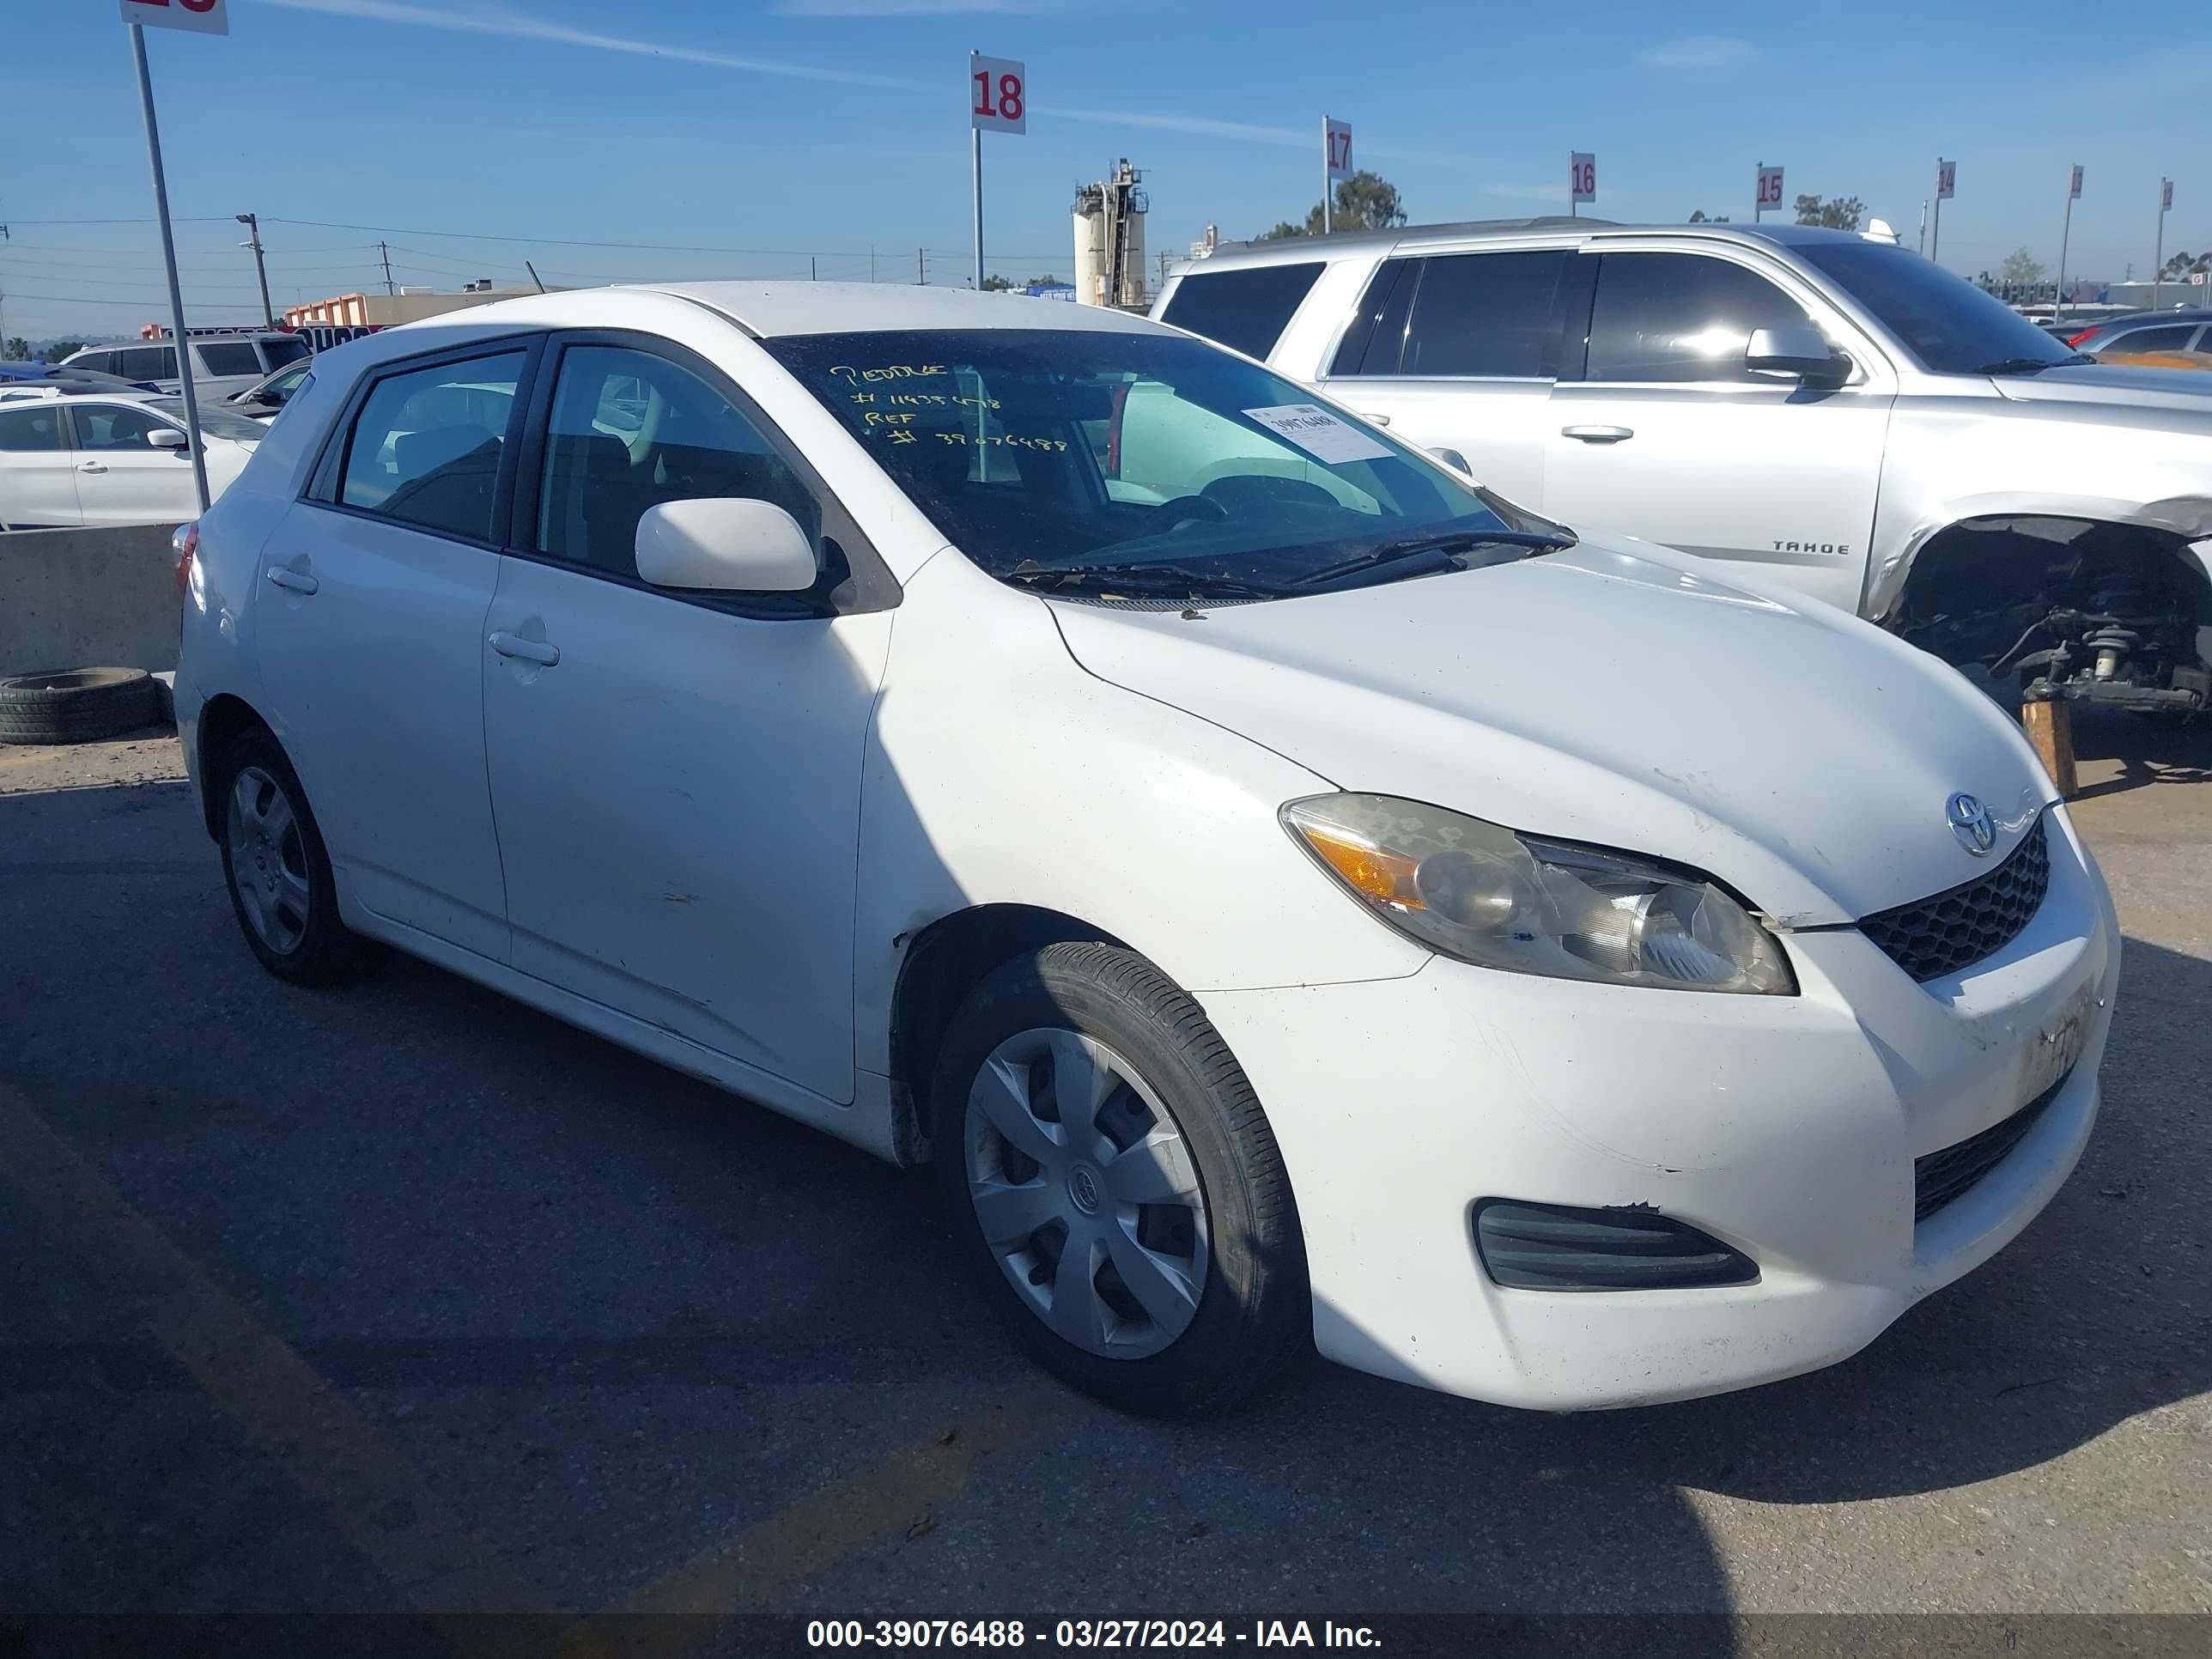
[{"x1": 1243, "y1": 404, "x2": 1392, "y2": 465}]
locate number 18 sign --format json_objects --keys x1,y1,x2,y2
[
  {"x1": 969, "y1": 52, "x2": 1025, "y2": 135},
  {"x1": 118, "y1": 0, "x2": 228, "y2": 33}
]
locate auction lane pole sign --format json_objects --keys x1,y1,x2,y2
[
  {"x1": 1322, "y1": 118, "x2": 1352, "y2": 234},
  {"x1": 1932, "y1": 158, "x2": 1954, "y2": 265},
  {"x1": 969, "y1": 52, "x2": 1025, "y2": 293},
  {"x1": 2154, "y1": 178, "x2": 2173, "y2": 309},
  {"x1": 118, "y1": 0, "x2": 224, "y2": 513},
  {"x1": 1569, "y1": 152, "x2": 1595, "y2": 218},
  {"x1": 2057, "y1": 163, "x2": 2084, "y2": 322},
  {"x1": 1754, "y1": 161, "x2": 1784, "y2": 222}
]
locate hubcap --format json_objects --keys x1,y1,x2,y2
[
  {"x1": 964, "y1": 1028, "x2": 1210, "y2": 1360},
  {"x1": 225, "y1": 765, "x2": 311, "y2": 956}
]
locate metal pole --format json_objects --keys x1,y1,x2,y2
[
  {"x1": 1753, "y1": 161, "x2": 1763, "y2": 224},
  {"x1": 1917, "y1": 200, "x2": 1926, "y2": 255},
  {"x1": 1931, "y1": 195, "x2": 1942, "y2": 266},
  {"x1": 2057, "y1": 191, "x2": 2074, "y2": 323},
  {"x1": 130, "y1": 24, "x2": 209, "y2": 514},
  {"x1": 1570, "y1": 152, "x2": 1577, "y2": 220},
  {"x1": 2153, "y1": 182, "x2": 2166, "y2": 310},
  {"x1": 970, "y1": 126, "x2": 984, "y2": 290},
  {"x1": 1322, "y1": 118, "x2": 1332, "y2": 235},
  {"x1": 238, "y1": 212, "x2": 274, "y2": 329},
  {"x1": 380, "y1": 240, "x2": 395, "y2": 297}
]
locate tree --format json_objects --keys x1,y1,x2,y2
[
  {"x1": 2, "y1": 337, "x2": 28, "y2": 362},
  {"x1": 1024, "y1": 274, "x2": 1067, "y2": 288},
  {"x1": 1687, "y1": 209, "x2": 1731, "y2": 223},
  {"x1": 1261, "y1": 170, "x2": 1408, "y2": 239},
  {"x1": 1793, "y1": 193, "x2": 1866, "y2": 231},
  {"x1": 2160, "y1": 250, "x2": 2197, "y2": 281},
  {"x1": 2001, "y1": 247, "x2": 2045, "y2": 285},
  {"x1": 44, "y1": 339, "x2": 85, "y2": 362},
  {"x1": 979, "y1": 274, "x2": 1016, "y2": 291}
]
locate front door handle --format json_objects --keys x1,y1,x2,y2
[
  {"x1": 489, "y1": 631, "x2": 560, "y2": 667},
  {"x1": 265, "y1": 567, "x2": 319, "y2": 594},
  {"x1": 77, "y1": 462, "x2": 108, "y2": 474},
  {"x1": 1560, "y1": 424, "x2": 1635, "y2": 444}
]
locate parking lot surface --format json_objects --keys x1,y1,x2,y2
[{"x1": 3, "y1": 714, "x2": 2209, "y2": 1636}]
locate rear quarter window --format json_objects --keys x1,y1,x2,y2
[{"x1": 1159, "y1": 262, "x2": 1326, "y2": 362}]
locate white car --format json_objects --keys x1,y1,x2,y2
[
  {"x1": 63, "y1": 332, "x2": 311, "y2": 402},
  {"x1": 0, "y1": 393, "x2": 264, "y2": 530},
  {"x1": 174, "y1": 284, "x2": 2118, "y2": 1416}
]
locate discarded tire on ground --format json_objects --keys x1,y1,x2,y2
[{"x1": 0, "y1": 668, "x2": 162, "y2": 746}]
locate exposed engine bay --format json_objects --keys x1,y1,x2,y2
[{"x1": 1889, "y1": 517, "x2": 2212, "y2": 713}]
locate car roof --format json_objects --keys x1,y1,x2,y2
[
  {"x1": 2081, "y1": 310, "x2": 2212, "y2": 331},
  {"x1": 349, "y1": 282, "x2": 1169, "y2": 352},
  {"x1": 1183, "y1": 217, "x2": 1899, "y2": 268}
]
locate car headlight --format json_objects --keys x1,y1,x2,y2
[{"x1": 1281, "y1": 793, "x2": 1795, "y2": 994}]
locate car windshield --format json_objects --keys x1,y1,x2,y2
[
  {"x1": 1796, "y1": 241, "x2": 2082, "y2": 374},
  {"x1": 764, "y1": 327, "x2": 1543, "y2": 596},
  {"x1": 149, "y1": 398, "x2": 266, "y2": 443}
]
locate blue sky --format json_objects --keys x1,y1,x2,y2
[{"x1": 5, "y1": 0, "x2": 2211, "y2": 342}]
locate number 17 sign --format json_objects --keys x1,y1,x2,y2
[
  {"x1": 119, "y1": 0, "x2": 228, "y2": 33},
  {"x1": 1324, "y1": 118, "x2": 1353, "y2": 183}
]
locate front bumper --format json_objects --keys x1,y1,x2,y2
[{"x1": 1198, "y1": 808, "x2": 2120, "y2": 1411}]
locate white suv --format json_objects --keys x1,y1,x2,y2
[
  {"x1": 1157, "y1": 219, "x2": 2212, "y2": 715},
  {"x1": 64, "y1": 333, "x2": 311, "y2": 401}
]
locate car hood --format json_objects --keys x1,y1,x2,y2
[
  {"x1": 1990, "y1": 362, "x2": 2212, "y2": 414},
  {"x1": 1048, "y1": 540, "x2": 2054, "y2": 927}
]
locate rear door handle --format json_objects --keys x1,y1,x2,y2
[
  {"x1": 77, "y1": 462, "x2": 108, "y2": 474},
  {"x1": 489, "y1": 631, "x2": 560, "y2": 667},
  {"x1": 265, "y1": 567, "x2": 319, "y2": 594},
  {"x1": 1560, "y1": 424, "x2": 1635, "y2": 443}
]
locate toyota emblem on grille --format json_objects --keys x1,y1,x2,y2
[{"x1": 1946, "y1": 792, "x2": 1996, "y2": 856}]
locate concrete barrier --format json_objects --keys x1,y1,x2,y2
[{"x1": 0, "y1": 523, "x2": 184, "y2": 678}]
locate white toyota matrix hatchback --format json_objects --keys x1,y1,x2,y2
[{"x1": 175, "y1": 284, "x2": 2118, "y2": 1416}]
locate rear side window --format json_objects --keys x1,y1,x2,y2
[
  {"x1": 0, "y1": 406, "x2": 64, "y2": 451},
  {"x1": 1399, "y1": 250, "x2": 1570, "y2": 377},
  {"x1": 336, "y1": 351, "x2": 526, "y2": 543},
  {"x1": 1159, "y1": 262, "x2": 1325, "y2": 361},
  {"x1": 2106, "y1": 323, "x2": 2197, "y2": 353},
  {"x1": 118, "y1": 346, "x2": 176, "y2": 380},
  {"x1": 70, "y1": 350, "x2": 118, "y2": 376},
  {"x1": 1586, "y1": 253, "x2": 1813, "y2": 383},
  {"x1": 196, "y1": 342, "x2": 264, "y2": 377}
]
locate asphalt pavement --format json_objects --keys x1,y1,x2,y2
[{"x1": 2, "y1": 712, "x2": 2207, "y2": 1648}]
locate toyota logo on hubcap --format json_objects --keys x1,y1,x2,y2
[
  {"x1": 1068, "y1": 1165, "x2": 1102, "y2": 1214},
  {"x1": 1946, "y1": 792, "x2": 1996, "y2": 857}
]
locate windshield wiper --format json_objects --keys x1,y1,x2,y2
[
  {"x1": 1976, "y1": 354, "x2": 2094, "y2": 374},
  {"x1": 1007, "y1": 562, "x2": 1293, "y2": 600},
  {"x1": 1290, "y1": 528, "x2": 1576, "y2": 591}
]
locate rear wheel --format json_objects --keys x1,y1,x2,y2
[
  {"x1": 932, "y1": 943, "x2": 1308, "y2": 1416},
  {"x1": 216, "y1": 729, "x2": 370, "y2": 986}
]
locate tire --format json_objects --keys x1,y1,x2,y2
[
  {"x1": 0, "y1": 668, "x2": 161, "y2": 746},
  {"x1": 932, "y1": 942, "x2": 1309, "y2": 1417},
  {"x1": 213, "y1": 727, "x2": 370, "y2": 986}
]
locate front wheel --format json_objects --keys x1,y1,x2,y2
[{"x1": 932, "y1": 943, "x2": 1309, "y2": 1416}]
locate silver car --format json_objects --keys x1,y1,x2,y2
[{"x1": 1155, "y1": 220, "x2": 2212, "y2": 714}]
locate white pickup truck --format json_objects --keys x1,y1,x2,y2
[{"x1": 1155, "y1": 219, "x2": 2212, "y2": 714}]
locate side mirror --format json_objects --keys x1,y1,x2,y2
[
  {"x1": 635, "y1": 498, "x2": 818, "y2": 593},
  {"x1": 146, "y1": 427, "x2": 189, "y2": 450},
  {"x1": 1425, "y1": 446, "x2": 1474, "y2": 475},
  {"x1": 1746, "y1": 325, "x2": 1850, "y2": 386}
]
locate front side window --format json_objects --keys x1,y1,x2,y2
[
  {"x1": 196, "y1": 342, "x2": 264, "y2": 378},
  {"x1": 337, "y1": 351, "x2": 525, "y2": 541},
  {"x1": 535, "y1": 344, "x2": 820, "y2": 580},
  {"x1": 0, "y1": 406, "x2": 64, "y2": 451},
  {"x1": 1399, "y1": 250, "x2": 1570, "y2": 378},
  {"x1": 1586, "y1": 253, "x2": 1814, "y2": 383},
  {"x1": 1794, "y1": 240, "x2": 2080, "y2": 374},
  {"x1": 1158, "y1": 263, "x2": 1325, "y2": 362},
  {"x1": 70, "y1": 404, "x2": 175, "y2": 451},
  {"x1": 765, "y1": 327, "x2": 1537, "y2": 599}
]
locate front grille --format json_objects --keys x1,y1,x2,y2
[
  {"x1": 1913, "y1": 1070, "x2": 2069, "y2": 1222},
  {"x1": 1860, "y1": 815, "x2": 2051, "y2": 982}
]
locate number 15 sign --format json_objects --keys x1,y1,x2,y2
[
  {"x1": 119, "y1": 0, "x2": 228, "y2": 33},
  {"x1": 970, "y1": 52, "x2": 1026, "y2": 135}
]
